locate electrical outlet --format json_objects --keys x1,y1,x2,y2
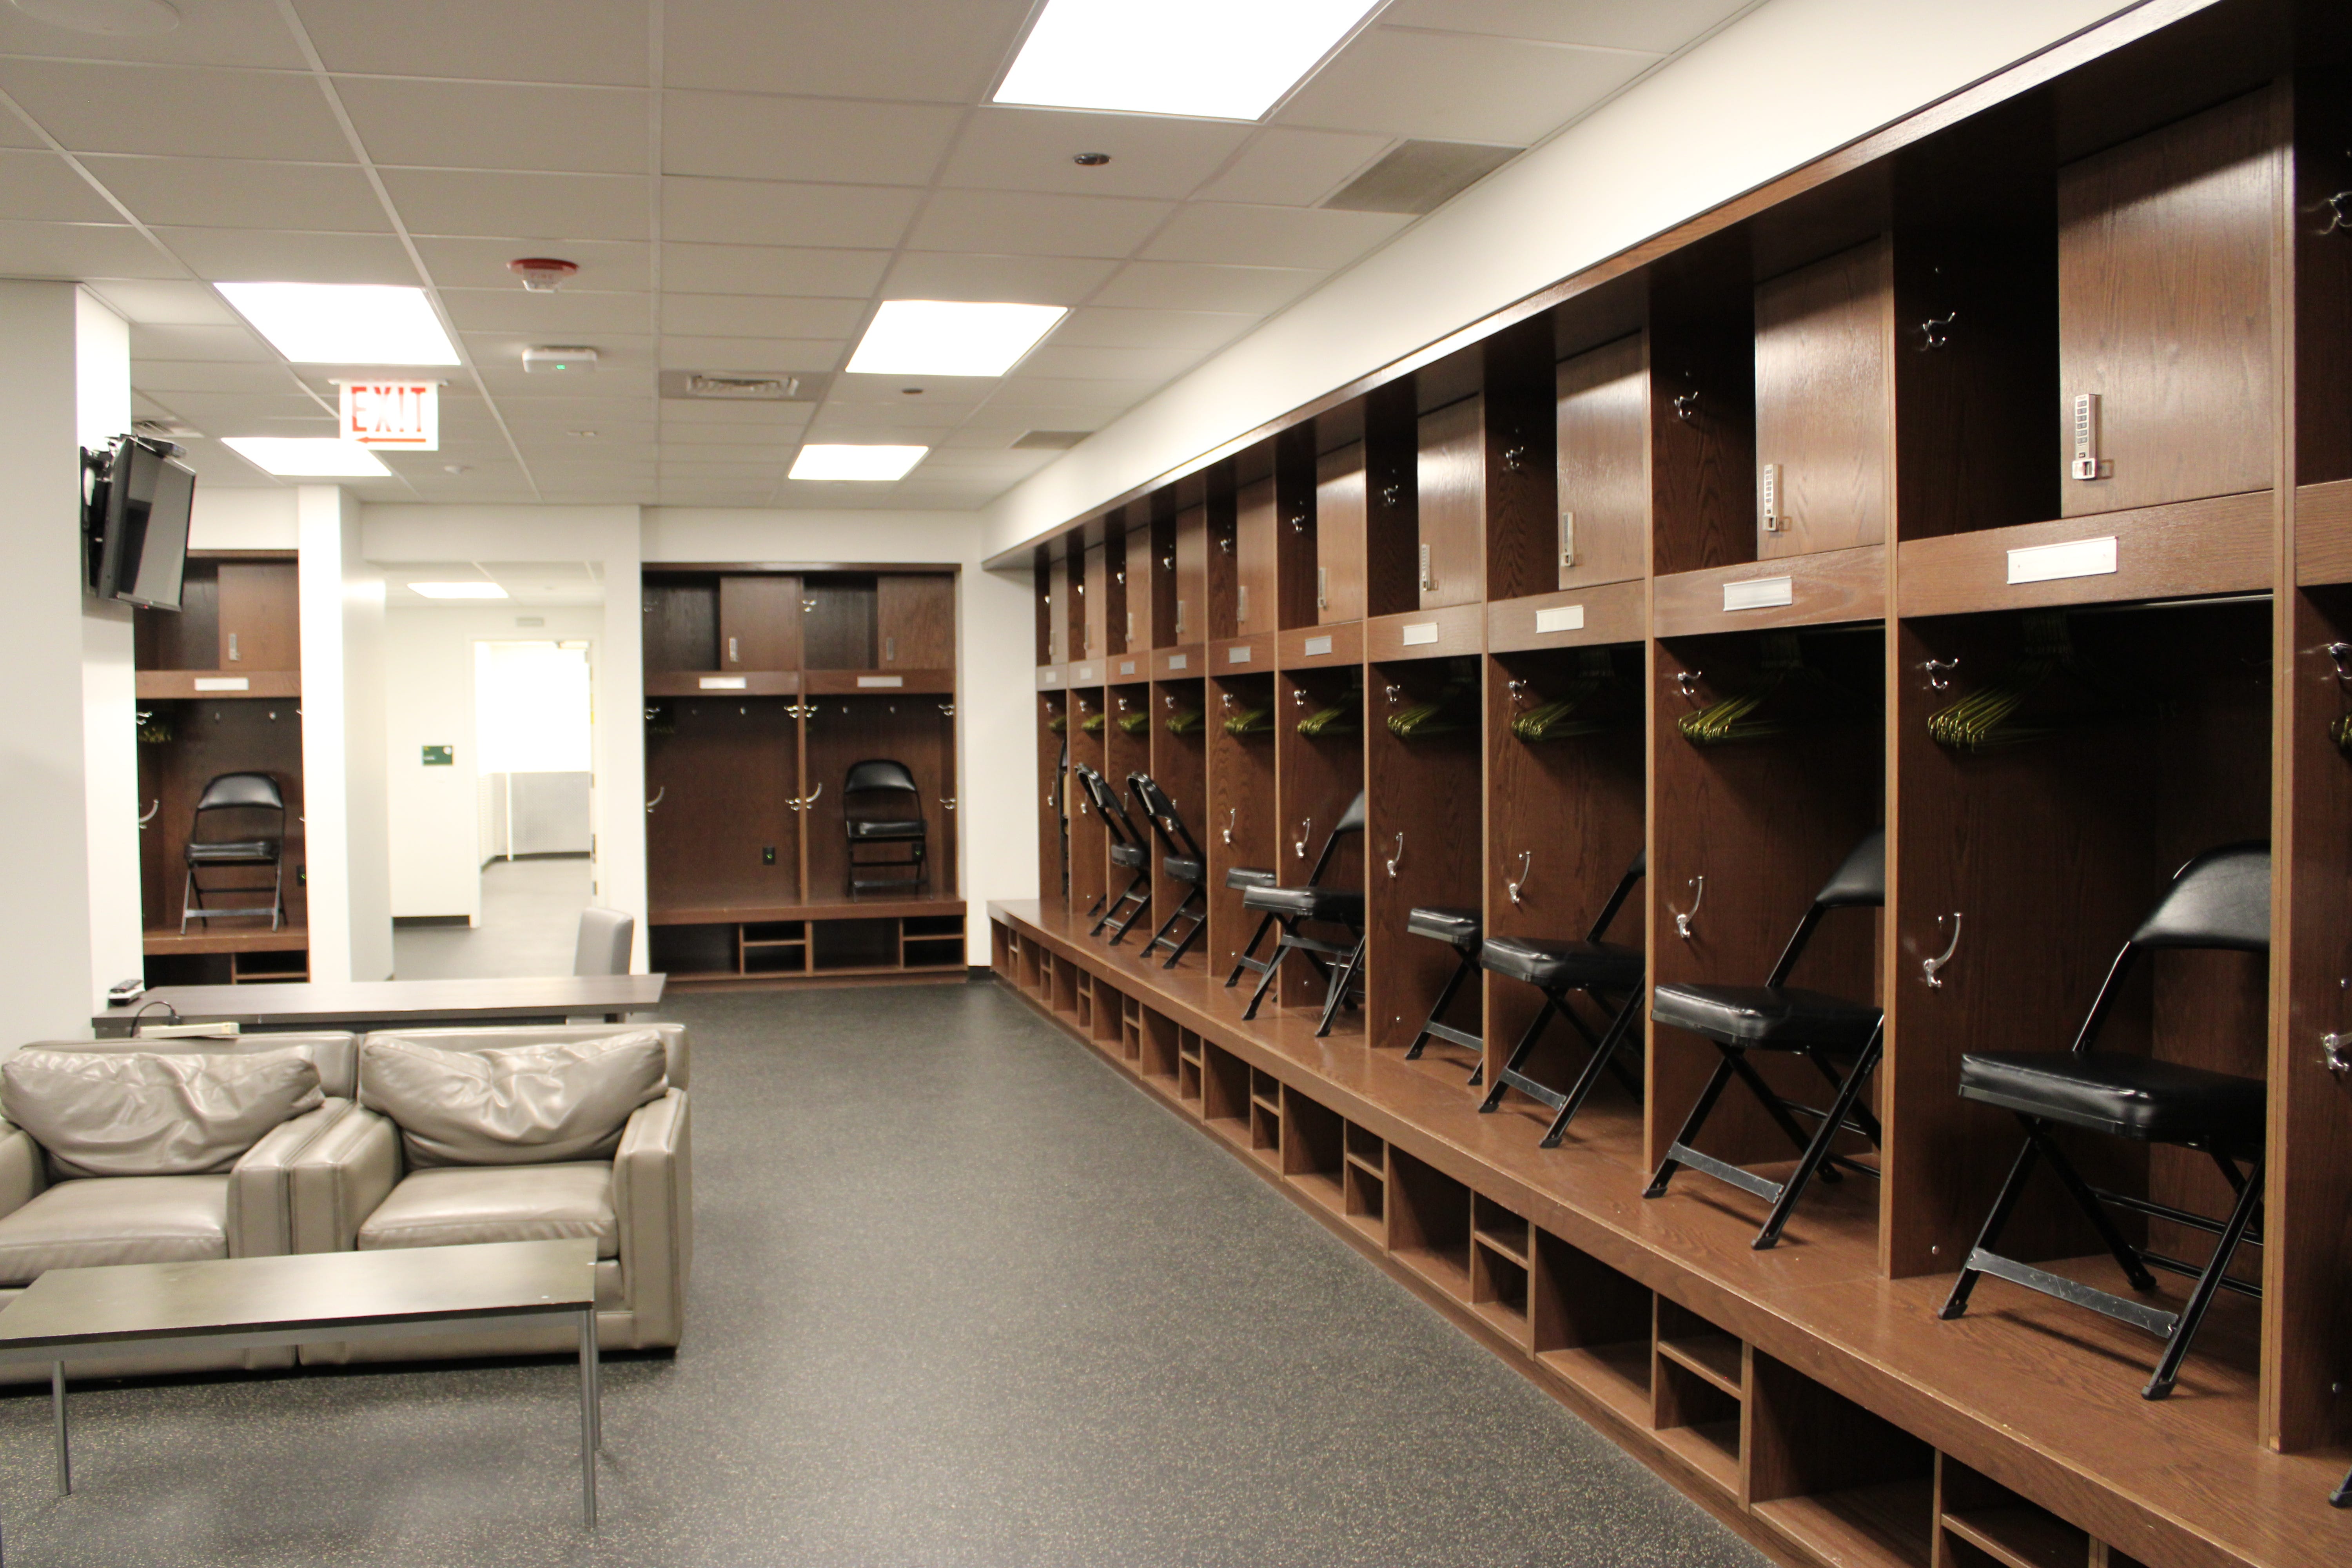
[{"x1": 761, "y1": 846, "x2": 776, "y2": 865}]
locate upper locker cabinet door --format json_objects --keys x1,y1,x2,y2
[
  {"x1": 1234, "y1": 474, "x2": 1277, "y2": 635},
  {"x1": 215, "y1": 561, "x2": 299, "y2": 671},
  {"x1": 1753, "y1": 237, "x2": 1892, "y2": 558},
  {"x1": 2058, "y1": 89, "x2": 2277, "y2": 517},
  {"x1": 1080, "y1": 544, "x2": 1109, "y2": 660},
  {"x1": 877, "y1": 573, "x2": 955, "y2": 669},
  {"x1": 718, "y1": 575, "x2": 802, "y2": 670},
  {"x1": 1314, "y1": 443, "x2": 1367, "y2": 624},
  {"x1": 1173, "y1": 504, "x2": 1208, "y2": 643},
  {"x1": 1047, "y1": 552, "x2": 1070, "y2": 664},
  {"x1": 1125, "y1": 520, "x2": 1159, "y2": 650},
  {"x1": 1556, "y1": 333, "x2": 1649, "y2": 588},
  {"x1": 1417, "y1": 397, "x2": 1484, "y2": 607}
]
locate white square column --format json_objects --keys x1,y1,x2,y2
[{"x1": 298, "y1": 485, "x2": 392, "y2": 982}]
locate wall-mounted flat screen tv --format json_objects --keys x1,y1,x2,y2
[{"x1": 85, "y1": 435, "x2": 196, "y2": 612}]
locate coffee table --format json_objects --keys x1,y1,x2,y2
[{"x1": 0, "y1": 1239, "x2": 604, "y2": 1524}]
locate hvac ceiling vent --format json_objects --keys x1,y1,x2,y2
[
  {"x1": 658, "y1": 370, "x2": 828, "y2": 402},
  {"x1": 1013, "y1": 430, "x2": 1090, "y2": 450},
  {"x1": 1321, "y1": 140, "x2": 1522, "y2": 216}
]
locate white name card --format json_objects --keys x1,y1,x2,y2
[
  {"x1": 1400, "y1": 622, "x2": 1439, "y2": 647},
  {"x1": 857, "y1": 675, "x2": 904, "y2": 688},
  {"x1": 1040, "y1": 669, "x2": 1061, "y2": 684},
  {"x1": 192, "y1": 676, "x2": 249, "y2": 692},
  {"x1": 1723, "y1": 576, "x2": 1795, "y2": 612},
  {"x1": 1165, "y1": 654, "x2": 1188, "y2": 670},
  {"x1": 1118, "y1": 660, "x2": 1136, "y2": 676},
  {"x1": 1534, "y1": 605, "x2": 1586, "y2": 634},
  {"x1": 2007, "y1": 535, "x2": 2117, "y2": 585},
  {"x1": 698, "y1": 676, "x2": 746, "y2": 690},
  {"x1": 1303, "y1": 635, "x2": 1333, "y2": 657},
  {"x1": 1227, "y1": 644, "x2": 1252, "y2": 664},
  {"x1": 1072, "y1": 665, "x2": 1095, "y2": 682}
]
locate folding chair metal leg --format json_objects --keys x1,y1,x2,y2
[
  {"x1": 1225, "y1": 912, "x2": 1278, "y2": 987},
  {"x1": 1477, "y1": 997, "x2": 1560, "y2": 1114},
  {"x1": 1720, "y1": 1049, "x2": 1843, "y2": 1174},
  {"x1": 1753, "y1": 1033, "x2": 1880, "y2": 1250},
  {"x1": 1537, "y1": 992, "x2": 1642, "y2": 1150},
  {"x1": 1404, "y1": 948, "x2": 1482, "y2": 1081},
  {"x1": 1645, "y1": 1054, "x2": 1738, "y2": 1198},
  {"x1": 2333, "y1": 1461, "x2": 2351, "y2": 1508},
  {"x1": 2027, "y1": 1120, "x2": 2159, "y2": 1294},
  {"x1": 1143, "y1": 888, "x2": 1204, "y2": 967},
  {"x1": 1158, "y1": 905, "x2": 1206, "y2": 969},
  {"x1": 2142, "y1": 1156, "x2": 2264, "y2": 1400},
  {"x1": 1940, "y1": 1136, "x2": 2042, "y2": 1321},
  {"x1": 1240, "y1": 922, "x2": 1291, "y2": 1020},
  {"x1": 1316, "y1": 936, "x2": 1366, "y2": 1037}
]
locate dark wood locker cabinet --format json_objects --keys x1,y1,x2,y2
[
  {"x1": 1125, "y1": 517, "x2": 1161, "y2": 651},
  {"x1": 1417, "y1": 398, "x2": 1484, "y2": 609},
  {"x1": 2056, "y1": 87, "x2": 2277, "y2": 517},
  {"x1": 1752, "y1": 237, "x2": 1893, "y2": 558},
  {"x1": 1556, "y1": 334, "x2": 1650, "y2": 588},
  {"x1": 1234, "y1": 475, "x2": 1278, "y2": 637},
  {"x1": 1079, "y1": 543, "x2": 1108, "y2": 662},
  {"x1": 1047, "y1": 552, "x2": 1070, "y2": 664},
  {"x1": 215, "y1": 562, "x2": 299, "y2": 671},
  {"x1": 1173, "y1": 505, "x2": 1207, "y2": 645},
  {"x1": 877, "y1": 573, "x2": 953, "y2": 669},
  {"x1": 718, "y1": 575, "x2": 800, "y2": 670},
  {"x1": 1314, "y1": 443, "x2": 1368, "y2": 624},
  {"x1": 645, "y1": 699, "x2": 801, "y2": 909},
  {"x1": 803, "y1": 576, "x2": 878, "y2": 670}
]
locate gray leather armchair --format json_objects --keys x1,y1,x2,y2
[
  {"x1": 292, "y1": 1024, "x2": 692, "y2": 1362},
  {"x1": 0, "y1": 1033, "x2": 360, "y2": 1383}
]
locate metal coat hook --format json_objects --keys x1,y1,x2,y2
[
  {"x1": 1217, "y1": 534, "x2": 1234, "y2": 554},
  {"x1": 1379, "y1": 483, "x2": 1402, "y2": 509},
  {"x1": 1386, "y1": 831, "x2": 1405, "y2": 879},
  {"x1": 1922, "y1": 913, "x2": 1964, "y2": 989},
  {"x1": 1294, "y1": 687, "x2": 1310, "y2": 708},
  {"x1": 1383, "y1": 682, "x2": 1405, "y2": 706},
  {"x1": 938, "y1": 702, "x2": 955, "y2": 717},
  {"x1": 1508, "y1": 850, "x2": 1533, "y2": 907},
  {"x1": 1918, "y1": 310, "x2": 1958, "y2": 350},
  {"x1": 2325, "y1": 978, "x2": 2352, "y2": 1074},
  {"x1": 2323, "y1": 189, "x2": 2352, "y2": 236},
  {"x1": 1222, "y1": 807, "x2": 1235, "y2": 846},
  {"x1": 1671, "y1": 875, "x2": 1705, "y2": 940},
  {"x1": 1220, "y1": 690, "x2": 1235, "y2": 710},
  {"x1": 1922, "y1": 657, "x2": 1960, "y2": 691},
  {"x1": 1672, "y1": 390, "x2": 1700, "y2": 422},
  {"x1": 1289, "y1": 513, "x2": 1308, "y2": 534},
  {"x1": 644, "y1": 787, "x2": 664, "y2": 815},
  {"x1": 940, "y1": 796, "x2": 956, "y2": 811},
  {"x1": 137, "y1": 799, "x2": 159, "y2": 827},
  {"x1": 1294, "y1": 818, "x2": 1312, "y2": 859},
  {"x1": 801, "y1": 782, "x2": 822, "y2": 809},
  {"x1": 2327, "y1": 642, "x2": 2352, "y2": 684},
  {"x1": 1507, "y1": 678, "x2": 1532, "y2": 711},
  {"x1": 1501, "y1": 445, "x2": 1528, "y2": 473},
  {"x1": 1672, "y1": 670, "x2": 1703, "y2": 702}
]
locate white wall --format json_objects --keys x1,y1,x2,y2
[
  {"x1": 983, "y1": 0, "x2": 2146, "y2": 555},
  {"x1": 189, "y1": 487, "x2": 298, "y2": 552},
  {"x1": 299, "y1": 485, "x2": 393, "y2": 982},
  {"x1": 76, "y1": 289, "x2": 142, "y2": 1007},
  {"x1": 383, "y1": 603, "x2": 605, "y2": 921},
  {"x1": 642, "y1": 509, "x2": 1039, "y2": 962}
]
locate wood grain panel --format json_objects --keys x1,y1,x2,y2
[
  {"x1": 2291, "y1": 479, "x2": 2352, "y2": 586},
  {"x1": 137, "y1": 699, "x2": 306, "y2": 939},
  {"x1": 1557, "y1": 333, "x2": 1650, "y2": 590},
  {"x1": 804, "y1": 693, "x2": 952, "y2": 904},
  {"x1": 1174, "y1": 505, "x2": 1208, "y2": 646},
  {"x1": 2057, "y1": 87, "x2": 2279, "y2": 517},
  {"x1": 719, "y1": 574, "x2": 802, "y2": 670},
  {"x1": 1208, "y1": 672, "x2": 1277, "y2": 979},
  {"x1": 1151, "y1": 645, "x2": 1204, "y2": 679},
  {"x1": 1035, "y1": 664, "x2": 1065, "y2": 692},
  {"x1": 1895, "y1": 492, "x2": 2274, "y2": 618},
  {"x1": 1314, "y1": 440, "x2": 1369, "y2": 625},
  {"x1": 1650, "y1": 240, "x2": 1758, "y2": 576},
  {"x1": 1037, "y1": 693, "x2": 1067, "y2": 912},
  {"x1": 1047, "y1": 552, "x2": 1070, "y2": 664},
  {"x1": 1274, "y1": 427, "x2": 1320, "y2": 631},
  {"x1": 1366, "y1": 383, "x2": 1421, "y2": 618},
  {"x1": 136, "y1": 560, "x2": 219, "y2": 671},
  {"x1": 1754, "y1": 238, "x2": 1893, "y2": 558},
  {"x1": 1484, "y1": 316, "x2": 1560, "y2": 604},
  {"x1": 877, "y1": 573, "x2": 954, "y2": 668},
  {"x1": 644, "y1": 695, "x2": 800, "y2": 913},
  {"x1": 214, "y1": 561, "x2": 299, "y2": 672},
  {"x1": 137, "y1": 671, "x2": 300, "y2": 700},
  {"x1": 1652, "y1": 546, "x2": 1887, "y2": 639},
  {"x1": 1368, "y1": 658, "x2": 1484, "y2": 1053},
  {"x1": 1277, "y1": 620, "x2": 1363, "y2": 670},
  {"x1": 1275, "y1": 663, "x2": 1366, "y2": 1007},
  {"x1": 1234, "y1": 474, "x2": 1278, "y2": 637},
  {"x1": 2294, "y1": 74, "x2": 2352, "y2": 488},
  {"x1": 804, "y1": 575, "x2": 877, "y2": 670},
  {"x1": 1078, "y1": 544, "x2": 1109, "y2": 662},
  {"x1": 1417, "y1": 395, "x2": 1485, "y2": 610},
  {"x1": 1488, "y1": 579, "x2": 1648, "y2": 654},
  {"x1": 1033, "y1": 546, "x2": 1053, "y2": 664},
  {"x1": 1209, "y1": 635, "x2": 1272, "y2": 674},
  {"x1": 803, "y1": 668, "x2": 951, "y2": 695},
  {"x1": 1065, "y1": 689, "x2": 1108, "y2": 919},
  {"x1": 646, "y1": 670, "x2": 800, "y2": 697},
  {"x1": 1148, "y1": 679, "x2": 1207, "y2": 967},
  {"x1": 1365, "y1": 603, "x2": 1484, "y2": 662}
]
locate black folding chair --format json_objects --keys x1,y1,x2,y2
[
  {"x1": 1644, "y1": 830, "x2": 1885, "y2": 1250},
  {"x1": 1403, "y1": 907, "x2": 1484, "y2": 1083},
  {"x1": 1939, "y1": 842, "x2": 2270, "y2": 1402},
  {"x1": 1074, "y1": 764, "x2": 1152, "y2": 943},
  {"x1": 1477, "y1": 850, "x2": 1647, "y2": 1147},
  {"x1": 181, "y1": 771, "x2": 287, "y2": 933},
  {"x1": 1129, "y1": 775, "x2": 1211, "y2": 969},
  {"x1": 842, "y1": 759, "x2": 928, "y2": 896},
  {"x1": 1238, "y1": 793, "x2": 1368, "y2": 1037}
]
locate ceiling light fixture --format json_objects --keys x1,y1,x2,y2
[
  {"x1": 996, "y1": 0, "x2": 1378, "y2": 120},
  {"x1": 221, "y1": 437, "x2": 391, "y2": 479},
  {"x1": 1073, "y1": 152, "x2": 1111, "y2": 166},
  {"x1": 845, "y1": 301, "x2": 1065, "y2": 377},
  {"x1": 407, "y1": 582, "x2": 509, "y2": 601},
  {"x1": 215, "y1": 283, "x2": 459, "y2": 366},
  {"x1": 788, "y1": 445, "x2": 928, "y2": 482}
]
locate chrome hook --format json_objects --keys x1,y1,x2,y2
[
  {"x1": 2327, "y1": 642, "x2": 2352, "y2": 684},
  {"x1": 1918, "y1": 310, "x2": 1958, "y2": 350},
  {"x1": 644, "y1": 787, "x2": 665, "y2": 815},
  {"x1": 1501, "y1": 445, "x2": 1528, "y2": 473},
  {"x1": 1922, "y1": 657, "x2": 1959, "y2": 691},
  {"x1": 1672, "y1": 670, "x2": 1703, "y2": 702},
  {"x1": 1383, "y1": 682, "x2": 1405, "y2": 706},
  {"x1": 1508, "y1": 850, "x2": 1533, "y2": 907},
  {"x1": 940, "y1": 797, "x2": 956, "y2": 811},
  {"x1": 1672, "y1": 390, "x2": 1700, "y2": 422},
  {"x1": 1386, "y1": 832, "x2": 1405, "y2": 879},
  {"x1": 1222, "y1": 807, "x2": 1235, "y2": 846},
  {"x1": 1922, "y1": 912, "x2": 1964, "y2": 989},
  {"x1": 1379, "y1": 483, "x2": 1402, "y2": 508},
  {"x1": 1507, "y1": 678, "x2": 1532, "y2": 711},
  {"x1": 1671, "y1": 875, "x2": 1705, "y2": 940},
  {"x1": 137, "y1": 799, "x2": 159, "y2": 827},
  {"x1": 1294, "y1": 818, "x2": 1313, "y2": 860},
  {"x1": 801, "y1": 782, "x2": 822, "y2": 809},
  {"x1": 2323, "y1": 189, "x2": 2352, "y2": 236},
  {"x1": 938, "y1": 702, "x2": 955, "y2": 717},
  {"x1": 2325, "y1": 980, "x2": 2352, "y2": 1075}
]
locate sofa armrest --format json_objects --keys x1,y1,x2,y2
[
  {"x1": 228, "y1": 1098, "x2": 354, "y2": 1258},
  {"x1": 613, "y1": 1089, "x2": 691, "y2": 1347},
  {"x1": 287, "y1": 1106, "x2": 402, "y2": 1253},
  {"x1": 0, "y1": 1122, "x2": 44, "y2": 1223}
]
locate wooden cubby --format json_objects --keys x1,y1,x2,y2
[
  {"x1": 1002, "y1": 9, "x2": 2352, "y2": 1565},
  {"x1": 1206, "y1": 670, "x2": 1275, "y2": 978}
]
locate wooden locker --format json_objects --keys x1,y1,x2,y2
[
  {"x1": 1173, "y1": 504, "x2": 1207, "y2": 644},
  {"x1": 718, "y1": 575, "x2": 801, "y2": 670},
  {"x1": 1314, "y1": 443, "x2": 1368, "y2": 624},
  {"x1": 1556, "y1": 334, "x2": 1650, "y2": 588},
  {"x1": 1417, "y1": 397, "x2": 1485, "y2": 608},
  {"x1": 1234, "y1": 475, "x2": 1278, "y2": 635},
  {"x1": 877, "y1": 573, "x2": 955, "y2": 669},
  {"x1": 215, "y1": 561, "x2": 300, "y2": 671},
  {"x1": 1080, "y1": 544, "x2": 1108, "y2": 660},
  {"x1": 1753, "y1": 237, "x2": 1893, "y2": 558},
  {"x1": 1125, "y1": 517, "x2": 1160, "y2": 650}
]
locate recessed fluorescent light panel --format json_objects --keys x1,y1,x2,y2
[
  {"x1": 221, "y1": 436, "x2": 391, "y2": 478},
  {"x1": 996, "y1": 0, "x2": 1378, "y2": 120},
  {"x1": 788, "y1": 445, "x2": 929, "y2": 482},
  {"x1": 845, "y1": 301, "x2": 1066, "y2": 378},
  {"x1": 216, "y1": 283, "x2": 459, "y2": 365},
  {"x1": 407, "y1": 581, "x2": 508, "y2": 600}
]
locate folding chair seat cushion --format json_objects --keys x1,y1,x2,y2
[
  {"x1": 187, "y1": 839, "x2": 276, "y2": 863},
  {"x1": 846, "y1": 818, "x2": 926, "y2": 840},
  {"x1": 1163, "y1": 855, "x2": 1207, "y2": 884},
  {"x1": 1405, "y1": 906, "x2": 1482, "y2": 951},
  {"x1": 1652, "y1": 983, "x2": 1880, "y2": 1052},
  {"x1": 1958, "y1": 1051, "x2": 2265, "y2": 1150},
  {"x1": 1224, "y1": 866, "x2": 1276, "y2": 891},
  {"x1": 1111, "y1": 842, "x2": 1149, "y2": 870},
  {"x1": 1242, "y1": 885, "x2": 1364, "y2": 924},
  {"x1": 1481, "y1": 936, "x2": 1642, "y2": 993}
]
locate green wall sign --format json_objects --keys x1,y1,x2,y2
[{"x1": 421, "y1": 745, "x2": 454, "y2": 766}]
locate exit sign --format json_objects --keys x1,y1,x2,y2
[{"x1": 339, "y1": 381, "x2": 440, "y2": 450}]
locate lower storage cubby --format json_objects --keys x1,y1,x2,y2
[
  {"x1": 1118, "y1": 994, "x2": 1144, "y2": 1062},
  {"x1": 1138, "y1": 1008, "x2": 1180, "y2": 1086},
  {"x1": 1176, "y1": 1029, "x2": 1203, "y2": 1108},
  {"x1": 1201, "y1": 1043, "x2": 1253, "y2": 1150},
  {"x1": 1748, "y1": 1351, "x2": 1936, "y2": 1568},
  {"x1": 1654, "y1": 1298, "x2": 1744, "y2": 1496},
  {"x1": 1935, "y1": 1457, "x2": 2137, "y2": 1568},
  {"x1": 1343, "y1": 1123, "x2": 1385, "y2": 1242},
  {"x1": 1531, "y1": 1230, "x2": 1653, "y2": 1426},
  {"x1": 1051, "y1": 953, "x2": 1079, "y2": 1014},
  {"x1": 1072, "y1": 969, "x2": 1098, "y2": 1034},
  {"x1": 1469, "y1": 1194, "x2": 1532, "y2": 1348},
  {"x1": 1282, "y1": 1091, "x2": 1346, "y2": 1214},
  {"x1": 1388, "y1": 1148, "x2": 1472, "y2": 1301},
  {"x1": 1249, "y1": 1069, "x2": 1283, "y2": 1169}
]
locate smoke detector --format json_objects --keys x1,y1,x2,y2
[
  {"x1": 507, "y1": 257, "x2": 579, "y2": 292},
  {"x1": 523, "y1": 346, "x2": 597, "y2": 374}
]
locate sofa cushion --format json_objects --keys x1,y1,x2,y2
[
  {"x1": 0, "y1": 1175, "x2": 231, "y2": 1285},
  {"x1": 2, "y1": 1048, "x2": 323, "y2": 1178},
  {"x1": 360, "y1": 1031, "x2": 667, "y2": 1167},
  {"x1": 357, "y1": 1164, "x2": 617, "y2": 1258}
]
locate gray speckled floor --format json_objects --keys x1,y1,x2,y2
[{"x1": 0, "y1": 982, "x2": 1765, "y2": 1568}]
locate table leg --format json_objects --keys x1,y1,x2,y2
[
  {"x1": 51, "y1": 1361, "x2": 68, "y2": 1496},
  {"x1": 578, "y1": 1307, "x2": 598, "y2": 1528}
]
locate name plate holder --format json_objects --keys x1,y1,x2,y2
[
  {"x1": 1303, "y1": 635, "x2": 1333, "y2": 657},
  {"x1": 2007, "y1": 536, "x2": 2117, "y2": 585},
  {"x1": 857, "y1": 675, "x2": 904, "y2": 688},
  {"x1": 1534, "y1": 605, "x2": 1586, "y2": 634},
  {"x1": 1723, "y1": 577, "x2": 1795, "y2": 612},
  {"x1": 1228, "y1": 644, "x2": 1253, "y2": 664},
  {"x1": 192, "y1": 677, "x2": 250, "y2": 692},
  {"x1": 1400, "y1": 622, "x2": 1439, "y2": 647}
]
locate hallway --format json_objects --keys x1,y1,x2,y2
[{"x1": 392, "y1": 857, "x2": 594, "y2": 980}]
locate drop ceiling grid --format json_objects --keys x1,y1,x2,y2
[{"x1": 0, "y1": 0, "x2": 1757, "y2": 507}]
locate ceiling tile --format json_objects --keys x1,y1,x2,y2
[
  {"x1": 1045, "y1": 306, "x2": 1258, "y2": 352},
  {"x1": 0, "y1": 61, "x2": 351, "y2": 161},
  {"x1": 880, "y1": 251, "x2": 1114, "y2": 307},
  {"x1": 1091, "y1": 261, "x2": 1322, "y2": 314},
  {"x1": 660, "y1": 243, "x2": 889, "y2": 298},
  {"x1": 662, "y1": 178, "x2": 920, "y2": 249},
  {"x1": 1195, "y1": 128, "x2": 1392, "y2": 207},
  {"x1": 907, "y1": 190, "x2": 1173, "y2": 260},
  {"x1": 474, "y1": 361, "x2": 661, "y2": 397},
  {"x1": 824, "y1": 377, "x2": 989, "y2": 408},
  {"x1": 655, "y1": 336, "x2": 844, "y2": 372},
  {"x1": 1142, "y1": 203, "x2": 1410, "y2": 270},
  {"x1": 654, "y1": 462, "x2": 785, "y2": 481},
  {"x1": 952, "y1": 403, "x2": 1107, "y2": 434},
  {"x1": 659, "y1": 295, "x2": 865, "y2": 338},
  {"x1": 1279, "y1": 30, "x2": 1651, "y2": 145},
  {"x1": 89, "y1": 280, "x2": 240, "y2": 325},
  {"x1": 296, "y1": 0, "x2": 649, "y2": 85},
  {"x1": 133, "y1": 360, "x2": 306, "y2": 394},
  {"x1": 983, "y1": 376, "x2": 1154, "y2": 410},
  {"x1": 0, "y1": 4, "x2": 310, "y2": 67},
  {"x1": 1015, "y1": 345, "x2": 1205, "y2": 383},
  {"x1": 383, "y1": 170, "x2": 650, "y2": 241},
  {"x1": 127, "y1": 322, "x2": 272, "y2": 361},
  {"x1": 1383, "y1": 0, "x2": 1748, "y2": 54},
  {"x1": 662, "y1": 93, "x2": 960, "y2": 185},
  {"x1": 802, "y1": 405, "x2": 958, "y2": 436},
  {"x1": 657, "y1": 441, "x2": 793, "y2": 463},
  {"x1": 660, "y1": 424, "x2": 807, "y2": 447},
  {"x1": 0, "y1": 220, "x2": 175, "y2": 279},
  {"x1": 662, "y1": 0, "x2": 1029, "y2": 101},
  {"x1": 415, "y1": 236, "x2": 651, "y2": 293},
  {"x1": 657, "y1": 399, "x2": 813, "y2": 426},
  {"x1": 337, "y1": 79, "x2": 650, "y2": 175},
  {"x1": 0, "y1": 149, "x2": 121, "y2": 223},
  {"x1": 156, "y1": 225, "x2": 420, "y2": 284},
  {"x1": 154, "y1": 391, "x2": 334, "y2": 424},
  {"x1": 938, "y1": 108, "x2": 1251, "y2": 200},
  {"x1": 441, "y1": 288, "x2": 652, "y2": 336},
  {"x1": 85, "y1": 156, "x2": 390, "y2": 232}
]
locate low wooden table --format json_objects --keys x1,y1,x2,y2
[
  {"x1": 0, "y1": 1240, "x2": 605, "y2": 1524},
  {"x1": 93, "y1": 974, "x2": 666, "y2": 1038}
]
